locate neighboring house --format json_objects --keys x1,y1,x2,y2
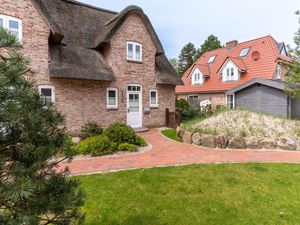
[
  {"x1": 1, "y1": 0, "x2": 183, "y2": 135},
  {"x1": 176, "y1": 36, "x2": 299, "y2": 117}
]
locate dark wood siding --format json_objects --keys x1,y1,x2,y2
[
  {"x1": 235, "y1": 84, "x2": 288, "y2": 117},
  {"x1": 292, "y1": 98, "x2": 300, "y2": 118}
]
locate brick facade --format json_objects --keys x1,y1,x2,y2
[{"x1": 1, "y1": 1, "x2": 176, "y2": 135}]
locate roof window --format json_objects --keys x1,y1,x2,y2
[
  {"x1": 207, "y1": 55, "x2": 216, "y2": 64},
  {"x1": 239, "y1": 47, "x2": 250, "y2": 57}
]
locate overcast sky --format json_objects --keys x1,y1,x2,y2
[{"x1": 81, "y1": 0, "x2": 300, "y2": 58}]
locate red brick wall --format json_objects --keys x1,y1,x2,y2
[
  {"x1": 0, "y1": 0, "x2": 50, "y2": 84},
  {"x1": 178, "y1": 93, "x2": 226, "y2": 108},
  {"x1": 1, "y1": 2, "x2": 176, "y2": 135}
]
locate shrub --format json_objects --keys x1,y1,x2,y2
[
  {"x1": 80, "y1": 121, "x2": 103, "y2": 140},
  {"x1": 104, "y1": 123, "x2": 146, "y2": 146},
  {"x1": 74, "y1": 135, "x2": 116, "y2": 156},
  {"x1": 118, "y1": 143, "x2": 138, "y2": 152}
]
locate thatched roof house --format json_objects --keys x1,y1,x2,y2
[{"x1": 2, "y1": 0, "x2": 182, "y2": 133}]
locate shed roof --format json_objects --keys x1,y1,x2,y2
[{"x1": 226, "y1": 78, "x2": 286, "y2": 95}]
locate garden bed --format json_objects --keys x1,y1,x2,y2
[{"x1": 178, "y1": 110, "x2": 300, "y2": 151}]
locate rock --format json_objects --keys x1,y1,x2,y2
[
  {"x1": 261, "y1": 138, "x2": 277, "y2": 149},
  {"x1": 216, "y1": 135, "x2": 228, "y2": 149},
  {"x1": 182, "y1": 131, "x2": 193, "y2": 144},
  {"x1": 202, "y1": 135, "x2": 217, "y2": 148},
  {"x1": 192, "y1": 133, "x2": 202, "y2": 146},
  {"x1": 277, "y1": 137, "x2": 297, "y2": 151},
  {"x1": 176, "y1": 126, "x2": 185, "y2": 139},
  {"x1": 72, "y1": 137, "x2": 80, "y2": 144},
  {"x1": 228, "y1": 137, "x2": 246, "y2": 149},
  {"x1": 245, "y1": 137, "x2": 262, "y2": 149}
]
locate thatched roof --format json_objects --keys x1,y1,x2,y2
[
  {"x1": 156, "y1": 55, "x2": 183, "y2": 85},
  {"x1": 30, "y1": 0, "x2": 181, "y2": 84}
]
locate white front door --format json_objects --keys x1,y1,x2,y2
[{"x1": 127, "y1": 85, "x2": 142, "y2": 128}]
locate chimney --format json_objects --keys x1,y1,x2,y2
[{"x1": 226, "y1": 40, "x2": 238, "y2": 49}]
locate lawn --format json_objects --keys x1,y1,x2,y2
[
  {"x1": 77, "y1": 164, "x2": 300, "y2": 225},
  {"x1": 161, "y1": 128, "x2": 181, "y2": 142}
]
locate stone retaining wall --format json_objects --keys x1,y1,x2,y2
[{"x1": 176, "y1": 127, "x2": 300, "y2": 151}]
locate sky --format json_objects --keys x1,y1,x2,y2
[{"x1": 81, "y1": 0, "x2": 300, "y2": 59}]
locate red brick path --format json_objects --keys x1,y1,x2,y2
[{"x1": 59, "y1": 129, "x2": 300, "y2": 175}]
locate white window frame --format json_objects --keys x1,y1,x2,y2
[
  {"x1": 276, "y1": 64, "x2": 282, "y2": 80},
  {"x1": 106, "y1": 88, "x2": 118, "y2": 109},
  {"x1": 207, "y1": 55, "x2": 216, "y2": 64},
  {"x1": 0, "y1": 14, "x2": 22, "y2": 42},
  {"x1": 239, "y1": 47, "x2": 250, "y2": 57},
  {"x1": 38, "y1": 85, "x2": 55, "y2": 103},
  {"x1": 127, "y1": 41, "x2": 142, "y2": 62},
  {"x1": 149, "y1": 90, "x2": 158, "y2": 108},
  {"x1": 226, "y1": 94, "x2": 235, "y2": 109}
]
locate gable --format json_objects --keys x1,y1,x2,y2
[{"x1": 93, "y1": 6, "x2": 164, "y2": 55}]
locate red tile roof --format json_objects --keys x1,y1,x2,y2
[{"x1": 176, "y1": 35, "x2": 293, "y2": 94}]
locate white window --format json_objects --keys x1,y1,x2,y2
[
  {"x1": 239, "y1": 47, "x2": 250, "y2": 57},
  {"x1": 149, "y1": 90, "x2": 158, "y2": 107},
  {"x1": 276, "y1": 64, "x2": 282, "y2": 80},
  {"x1": 107, "y1": 88, "x2": 118, "y2": 109},
  {"x1": 38, "y1": 85, "x2": 55, "y2": 104},
  {"x1": 0, "y1": 15, "x2": 22, "y2": 42},
  {"x1": 191, "y1": 68, "x2": 203, "y2": 85},
  {"x1": 207, "y1": 55, "x2": 216, "y2": 64},
  {"x1": 127, "y1": 42, "x2": 142, "y2": 61},
  {"x1": 226, "y1": 94, "x2": 235, "y2": 109},
  {"x1": 225, "y1": 67, "x2": 235, "y2": 81}
]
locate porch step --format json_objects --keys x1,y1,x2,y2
[{"x1": 134, "y1": 127, "x2": 149, "y2": 133}]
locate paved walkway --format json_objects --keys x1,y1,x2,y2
[{"x1": 58, "y1": 129, "x2": 300, "y2": 175}]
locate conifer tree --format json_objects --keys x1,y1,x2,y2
[
  {"x1": 178, "y1": 42, "x2": 197, "y2": 76},
  {"x1": 0, "y1": 28, "x2": 85, "y2": 225}
]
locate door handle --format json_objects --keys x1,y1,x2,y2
[{"x1": 127, "y1": 108, "x2": 130, "y2": 113}]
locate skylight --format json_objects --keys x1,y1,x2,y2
[
  {"x1": 239, "y1": 47, "x2": 250, "y2": 57},
  {"x1": 207, "y1": 55, "x2": 216, "y2": 64}
]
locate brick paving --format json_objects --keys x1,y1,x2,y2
[{"x1": 58, "y1": 129, "x2": 300, "y2": 175}]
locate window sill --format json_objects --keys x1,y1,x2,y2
[
  {"x1": 107, "y1": 106, "x2": 119, "y2": 110},
  {"x1": 127, "y1": 59, "x2": 143, "y2": 64},
  {"x1": 150, "y1": 105, "x2": 159, "y2": 109}
]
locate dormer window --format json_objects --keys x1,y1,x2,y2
[
  {"x1": 127, "y1": 42, "x2": 142, "y2": 62},
  {"x1": 226, "y1": 68, "x2": 234, "y2": 81},
  {"x1": 207, "y1": 55, "x2": 216, "y2": 64},
  {"x1": 191, "y1": 67, "x2": 204, "y2": 85},
  {"x1": 239, "y1": 47, "x2": 250, "y2": 57},
  {"x1": 0, "y1": 15, "x2": 22, "y2": 42}
]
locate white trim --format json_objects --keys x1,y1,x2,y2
[
  {"x1": 127, "y1": 41, "x2": 142, "y2": 62},
  {"x1": 38, "y1": 85, "x2": 55, "y2": 103},
  {"x1": 106, "y1": 88, "x2": 118, "y2": 109},
  {"x1": 149, "y1": 90, "x2": 158, "y2": 108},
  {"x1": 226, "y1": 94, "x2": 235, "y2": 109},
  {"x1": 0, "y1": 14, "x2": 22, "y2": 43}
]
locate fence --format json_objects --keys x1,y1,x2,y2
[{"x1": 166, "y1": 108, "x2": 182, "y2": 128}]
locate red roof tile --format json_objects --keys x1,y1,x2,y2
[{"x1": 176, "y1": 35, "x2": 293, "y2": 94}]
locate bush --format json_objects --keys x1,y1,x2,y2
[
  {"x1": 80, "y1": 121, "x2": 103, "y2": 140},
  {"x1": 104, "y1": 123, "x2": 147, "y2": 146},
  {"x1": 74, "y1": 135, "x2": 116, "y2": 156},
  {"x1": 118, "y1": 143, "x2": 138, "y2": 152}
]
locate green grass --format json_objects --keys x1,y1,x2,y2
[
  {"x1": 77, "y1": 164, "x2": 300, "y2": 225},
  {"x1": 161, "y1": 129, "x2": 181, "y2": 142}
]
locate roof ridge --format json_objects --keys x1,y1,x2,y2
[
  {"x1": 200, "y1": 35, "x2": 276, "y2": 57},
  {"x1": 62, "y1": 0, "x2": 118, "y2": 15}
]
